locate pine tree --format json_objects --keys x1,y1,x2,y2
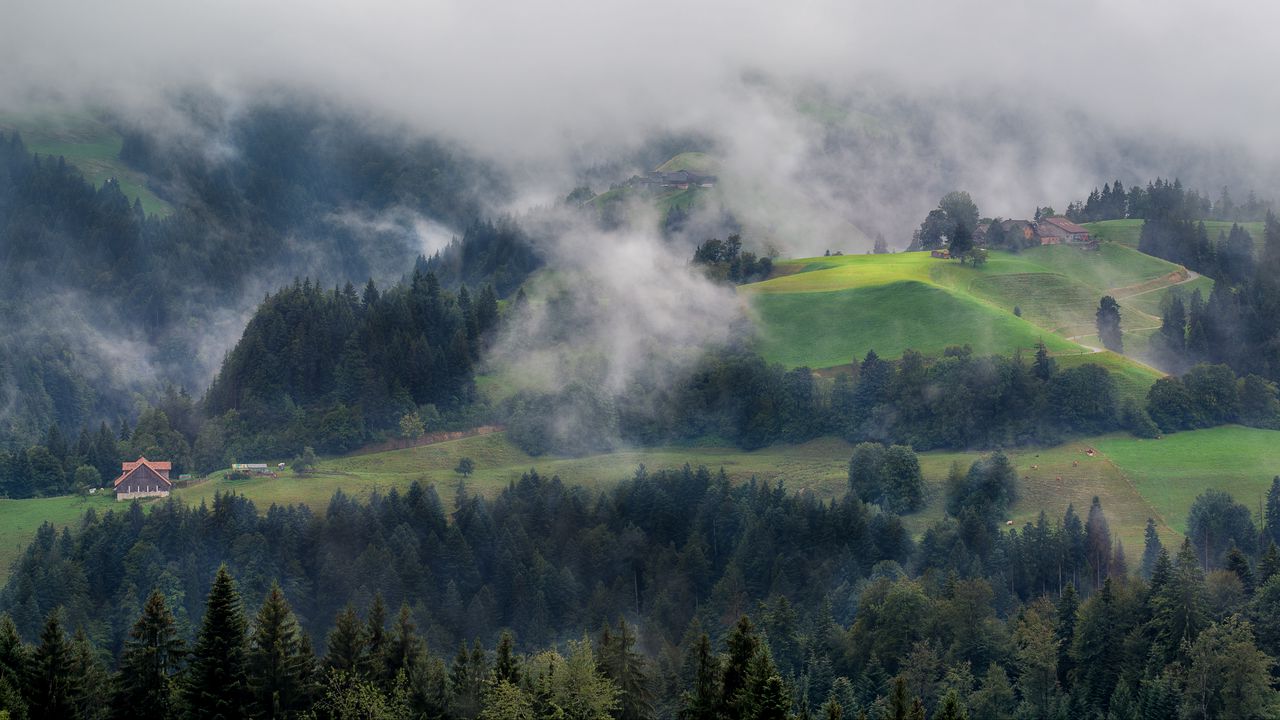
[
  {"x1": 386, "y1": 604, "x2": 426, "y2": 686},
  {"x1": 678, "y1": 633, "x2": 719, "y2": 720},
  {"x1": 1149, "y1": 540, "x2": 1207, "y2": 662},
  {"x1": 1225, "y1": 545, "x2": 1256, "y2": 595},
  {"x1": 0, "y1": 613, "x2": 28, "y2": 709},
  {"x1": 364, "y1": 595, "x2": 388, "y2": 683},
  {"x1": 755, "y1": 674, "x2": 791, "y2": 720},
  {"x1": 183, "y1": 565, "x2": 251, "y2": 719},
  {"x1": 720, "y1": 616, "x2": 761, "y2": 718},
  {"x1": 1260, "y1": 541, "x2": 1280, "y2": 586},
  {"x1": 26, "y1": 608, "x2": 77, "y2": 719},
  {"x1": 69, "y1": 628, "x2": 110, "y2": 720},
  {"x1": 114, "y1": 590, "x2": 185, "y2": 720},
  {"x1": 1055, "y1": 583, "x2": 1079, "y2": 689},
  {"x1": 1265, "y1": 476, "x2": 1280, "y2": 547},
  {"x1": 820, "y1": 696, "x2": 843, "y2": 720},
  {"x1": 324, "y1": 605, "x2": 368, "y2": 677},
  {"x1": 493, "y1": 630, "x2": 520, "y2": 686},
  {"x1": 1085, "y1": 497, "x2": 1112, "y2": 589},
  {"x1": 1033, "y1": 341, "x2": 1056, "y2": 382},
  {"x1": 598, "y1": 619, "x2": 655, "y2": 720},
  {"x1": 1096, "y1": 296, "x2": 1124, "y2": 353},
  {"x1": 1140, "y1": 519, "x2": 1163, "y2": 579},
  {"x1": 934, "y1": 689, "x2": 968, "y2": 720},
  {"x1": 246, "y1": 584, "x2": 314, "y2": 718}
]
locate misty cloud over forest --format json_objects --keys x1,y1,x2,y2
[{"x1": 3, "y1": 0, "x2": 1279, "y2": 445}]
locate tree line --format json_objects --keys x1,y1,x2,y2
[
  {"x1": 1065, "y1": 177, "x2": 1273, "y2": 224},
  {"x1": 6, "y1": 458, "x2": 1280, "y2": 718}
]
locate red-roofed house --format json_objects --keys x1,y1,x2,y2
[{"x1": 114, "y1": 457, "x2": 173, "y2": 500}]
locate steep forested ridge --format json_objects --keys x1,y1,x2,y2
[{"x1": 0, "y1": 102, "x2": 509, "y2": 450}]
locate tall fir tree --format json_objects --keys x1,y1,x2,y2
[
  {"x1": 113, "y1": 590, "x2": 185, "y2": 720},
  {"x1": 598, "y1": 619, "x2": 655, "y2": 720},
  {"x1": 69, "y1": 628, "x2": 110, "y2": 720},
  {"x1": 246, "y1": 584, "x2": 314, "y2": 719},
  {"x1": 183, "y1": 565, "x2": 251, "y2": 719},
  {"x1": 25, "y1": 609, "x2": 77, "y2": 719},
  {"x1": 678, "y1": 633, "x2": 719, "y2": 720},
  {"x1": 324, "y1": 606, "x2": 368, "y2": 678},
  {"x1": 1140, "y1": 519, "x2": 1164, "y2": 580}
]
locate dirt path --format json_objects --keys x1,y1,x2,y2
[
  {"x1": 1112, "y1": 268, "x2": 1201, "y2": 299},
  {"x1": 349, "y1": 425, "x2": 505, "y2": 457}
]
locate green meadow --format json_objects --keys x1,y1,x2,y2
[
  {"x1": 1085, "y1": 218, "x2": 1266, "y2": 254},
  {"x1": 7, "y1": 424, "x2": 1280, "y2": 580},
  {"x1": 0, "y1": 111, "x2": 171, "y2": 216}
]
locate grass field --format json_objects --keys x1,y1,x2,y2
[
  {"x1": 656, "y1": 152, "x2": 719, "y2": 175},
  {"x1": 8, "y1": 425, "x2": 1280, "y2": 580},
  {"x1": 751, "y1": 280, "x2": 1079, "y2": 368},
  {"x1": 0, "y1": 111, "x2": 170, "y2": 216},
  {"x1": 1085, "y1": 219, "x2": 1267, "y2": 254},
  {"x1": 742, "y1": 246, "x2": 1176, "y2": 389}
]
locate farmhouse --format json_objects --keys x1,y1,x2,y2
[
  {"x1": 1035, "y1": 216, "x2": 1093, "y2": 246},
  {"x1": 114, "y1": 457, "x2": 173, "y2": 500}
]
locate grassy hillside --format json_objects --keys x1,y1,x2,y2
[
  {"x1": 743, "y1": 246, "x2": 1177, "y2": 390},
  {"x1": 656, "y1": 151, "x2": 719, "y2": 175},
  {"x1": 751, "y1": 280, "x2": 1079, "y2": 368},
  {"x1": 16, "y1": 425, "x2": 1277, "y2": 579},
  {"x1": 0, "y1": 111, "x2": 170, "y2": 216},
  {"x1": 1086, "y1": 218, "x2": 1266, "y2": 254}
]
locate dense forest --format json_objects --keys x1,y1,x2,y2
[
  {"x1": 4, "y1": 453, "x2": 1280, "y2": 718},
  {"x1": 0, "y1": 104, "x2": 505, "y2": 451}
]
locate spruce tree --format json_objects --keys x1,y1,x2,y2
[
  {"x1": 1260, "y1": 541, "x2": 1280, "y2": 585},
  {"x1": 678, "y1": 633, "x2": 718, "y2": 720},
  {"x1": 69, "y1": 628, "x2": 110, "y2": 720},
  {"x1": 114, "y1": 590, "x2": 185, "y2": 720},
  {"x1": 934, "y1": 689, "x2": 968, "y2": 720},
  {"x1": 246, "y1": 584, "x2": 314, "y2": 719},
  {"x1": 0, "y1": 613, "x2": 28, "y2": 715},
  {"x1": 183, "y1": 565, "x2": 251, "y2": 719},
  {"x1": 598, "y1": 619, "x2": 654, "y2": 720},
  {"x1": 720, "y1": 616, "x2": 761, "y2": 717},
  {"x1": 1225, "y1": 545, "x2": 1255, "y2": 595},
  {"x1": 1096, "y1": 296, "x2": 1124, "y2": 353},
  {"x1": 386, "y1": 604, "x2": 426, "y2": 686},
  {"x1": 1265, "y1": 476, "x2": 1280, "y2": 547},
  {"x1": 25, "y1": 608, "x2": 77, "y2": 719},
  {"x1": 364, "y1": 595, "x2": 388, "y2": 683},
  {"x1": 1140, "y1": 519, "x2": 1163, "y2": 580},
  {"x1": 1055, "y1": 583, "x2": 1078, "y2": 689},
  {"x1": 324, "y1": 605, "x2": 368, "y2": 677},
  {"x1": 1149, "y1": 540, "x2": 1207, "y2": 662},
  {"x1": 493, "y1": 630, "x2": 519, "y2": 686}
]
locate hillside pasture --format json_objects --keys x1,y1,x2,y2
[
  {"x1": 0, "y1": 111, "x2": 170, "y2": 216},
  {"x1": 750, "y1": 280, "x2": 1079, "y2": 369}
]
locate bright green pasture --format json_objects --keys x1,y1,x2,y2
[
  {"x1": 750, "y1": 280, "x2": 1079, "y2": 368},
  {"x1": 1095, "y1": 426, "x2": 1280, "y2": 534},
  {"x1": 0, "y1": 493, "x2": 119, "y2": 578},
  {"x1": 0, "y1": 111, "x2": 170, "y2": 216},
  {"x1": 1085, "y1": 219, "x2": 1266, "y2": 254}
]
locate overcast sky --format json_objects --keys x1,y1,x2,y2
[{"x1": 3, "y1": 0, "x2": 1277, "y2": 239}]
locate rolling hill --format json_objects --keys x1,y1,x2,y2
[
  {"x1": 11, "y1": 423, "x2": 1278, "y2": 581},
  {"x1": 0, "y1": 111, "x2": 170, "y2": 216},
  {"x1": 741, "y1": 244, "x2": 1179, "y2": 399}
]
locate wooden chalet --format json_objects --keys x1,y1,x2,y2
[
  {"x1": 1036, "y1": 216, "x2": 1094, "y2": 246},
  {"x1": 113, "y1": 457, "x2": 173, "y2": 500}
]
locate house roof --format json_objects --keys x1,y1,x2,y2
[
  {"x1": 1041, "y1": 216, "x2": 1089, "y2": 235},
  {"x1": 114, "y1": 457, "x2": 173, "y2": 487}
]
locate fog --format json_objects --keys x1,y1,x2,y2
[
  {"x1": 6, "y1": 1, "x2": 1278, "y2": 237},
  {"x1": 2, "y1": 0, "x2": 1279, "y2": 433}
]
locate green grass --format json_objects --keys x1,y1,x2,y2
[
  {"x1": 0, "y1": 111, "x2": 171, "y2": 216},
  {"x1": 10, "y1": 426, "x2": 1280, "y2": 580},
  {"x1": 751, "y1": 280, "x2": 1079, "y2": 368},
  {"x1": 1095, "y1": 426, "x2": 1280, "y2": 534},
  {"x1": 655, "y1": 152, "x2": 719, "y2": 175},
  {"x1": 1085, "y1": 219, "x2": 1267, "y2": 254},
  {"x1": 742, "y1": 248, "x2": 1173, "y2": 389},
  {"x1": 0, "y1": 493, "x2": 119, "y2": 578}
]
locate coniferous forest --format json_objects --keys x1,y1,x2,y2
[{"x1": 8, "y1": 3, "x2": 1280, "y2": 717}]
